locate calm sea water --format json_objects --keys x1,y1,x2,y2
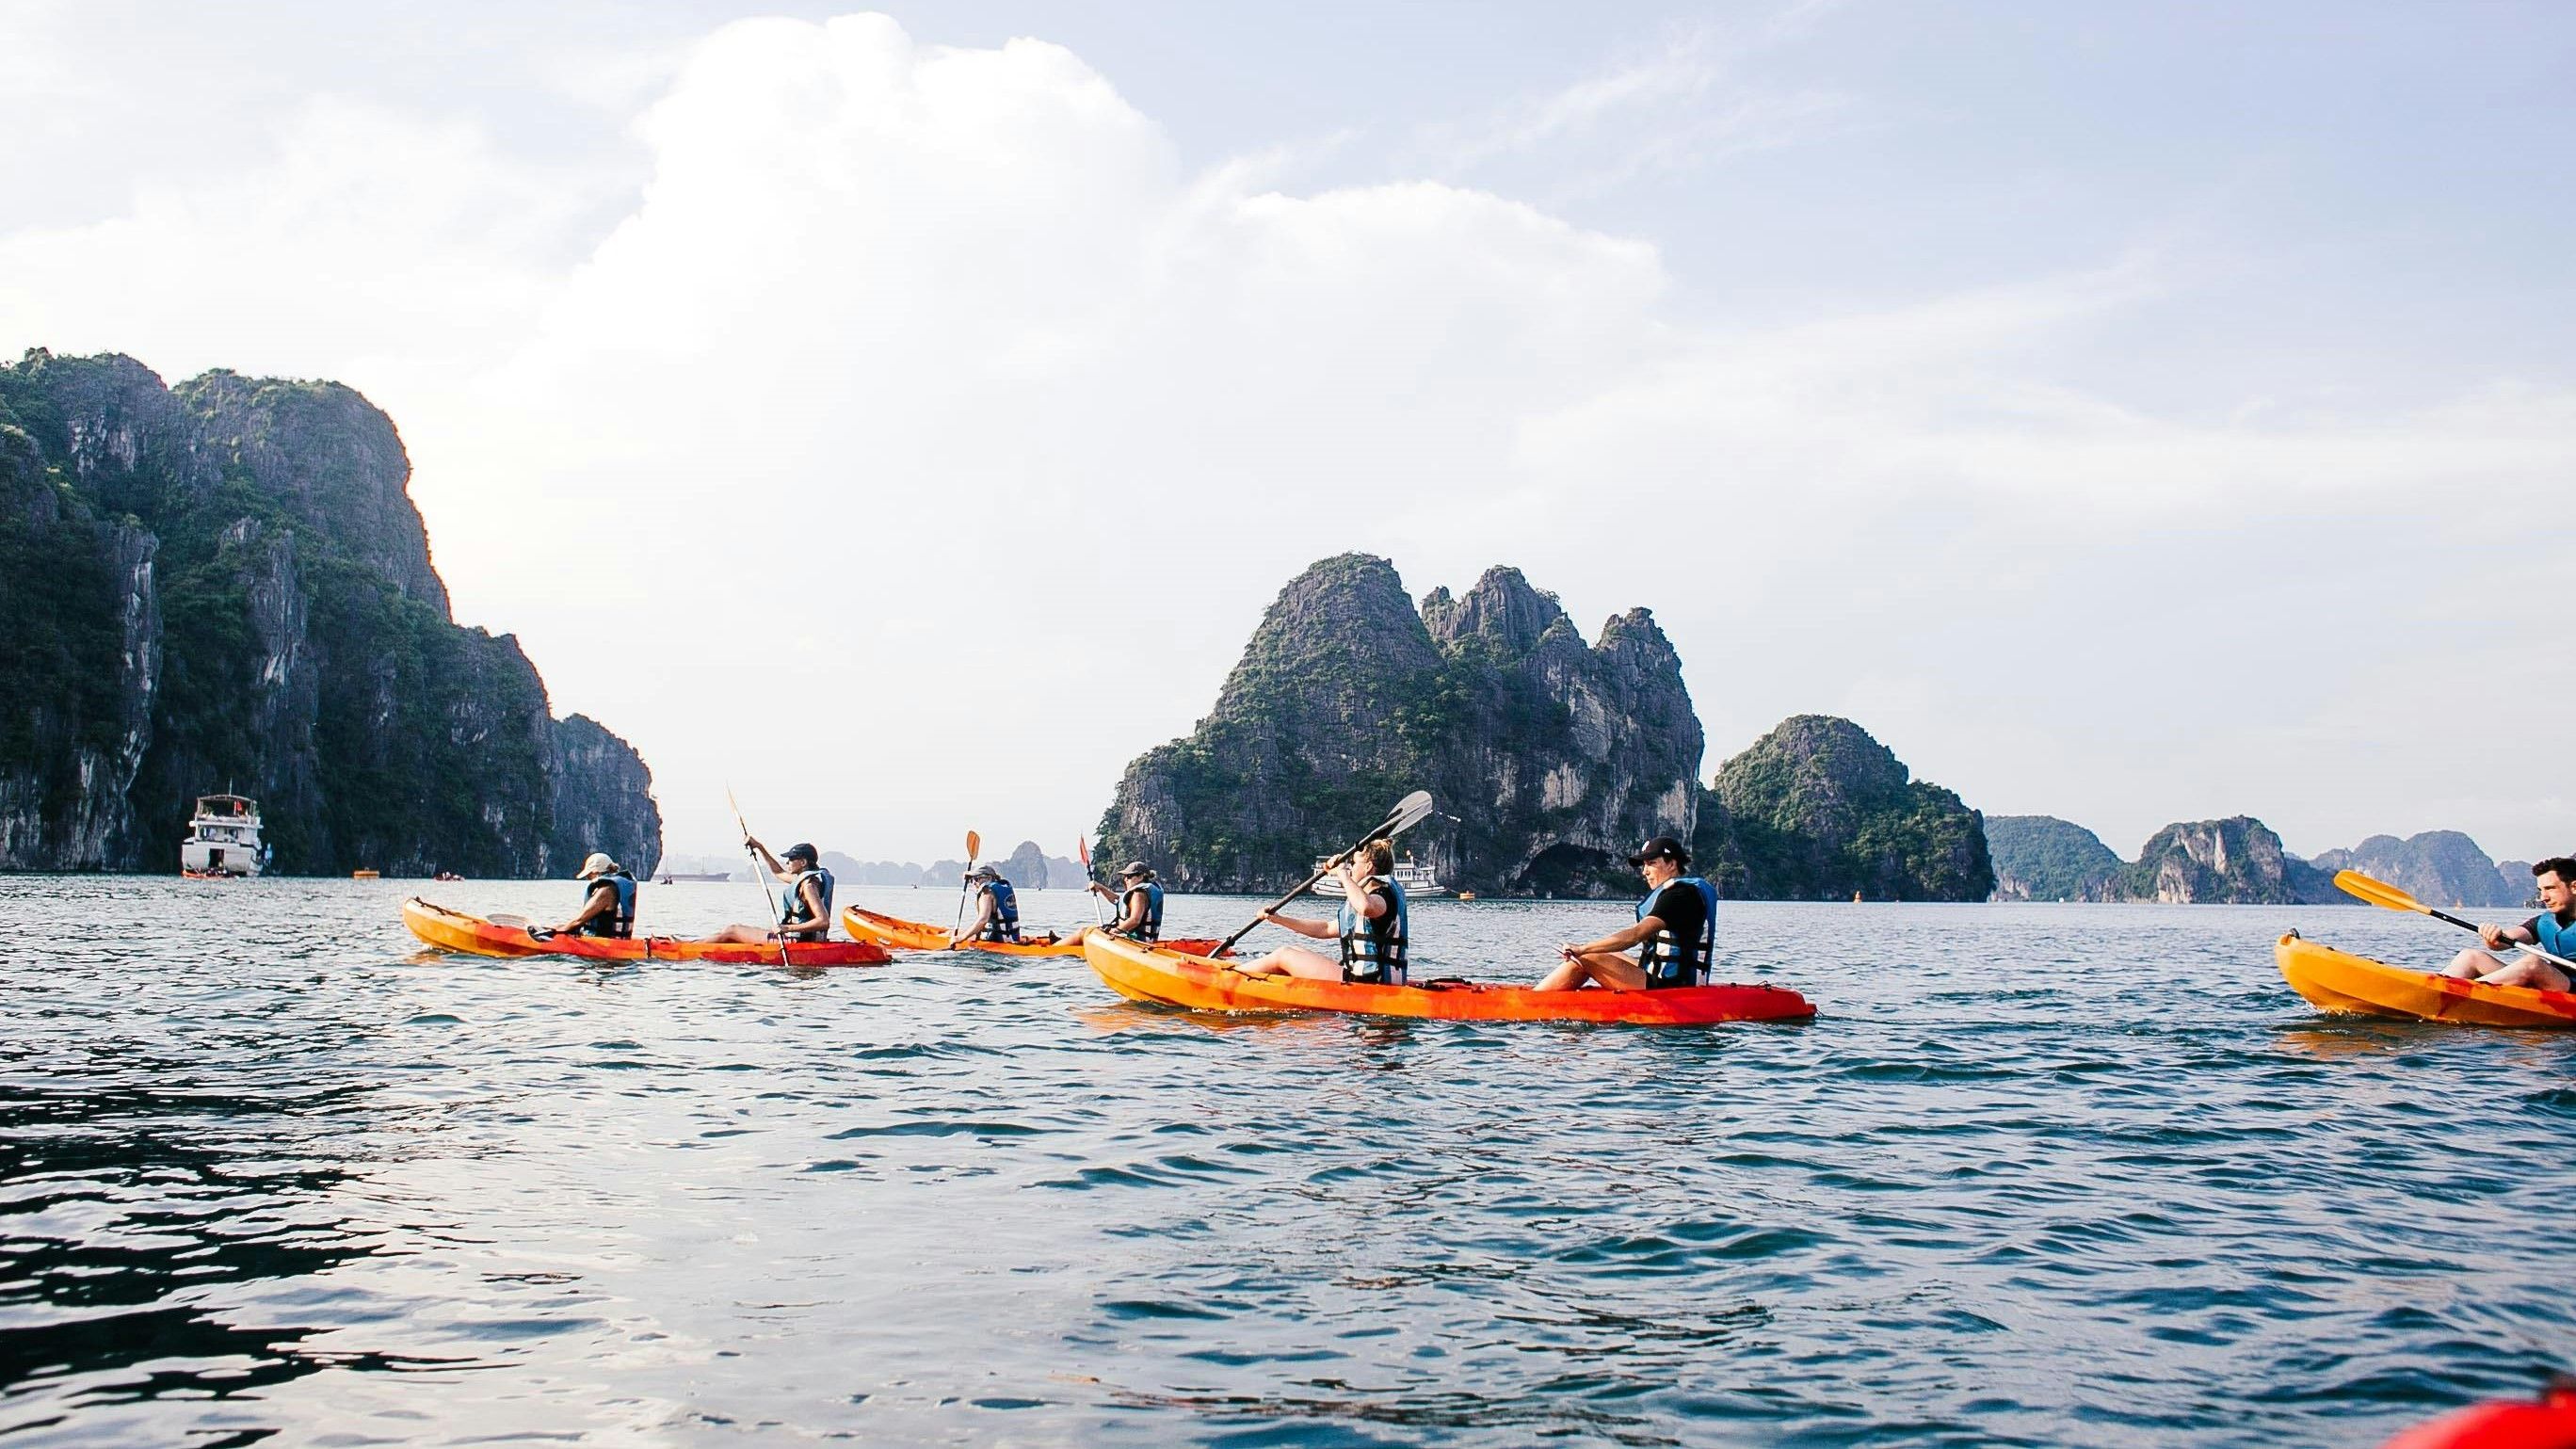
[{"x1": 1, "y1": 876, "x2": 2568, "y2": 1447}]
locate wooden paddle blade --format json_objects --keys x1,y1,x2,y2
[
  {"x1": 966, "y1": 829, "x2": 981, "y2": 862},
  {"x1": 2336, "y1": 869, "x2": 2428, "y2": 914}
]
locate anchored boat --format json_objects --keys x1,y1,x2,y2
[{"x1": 179, "y1": 794, "x2": 266, "y2": 877}]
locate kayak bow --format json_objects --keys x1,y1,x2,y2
[{"x1": 1082, "y1": 931, "x2": 1813, "y2": 1025}]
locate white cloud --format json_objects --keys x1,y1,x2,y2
[{"x1": 3, "y1": 9, "x2": 2570, "y2": 866}]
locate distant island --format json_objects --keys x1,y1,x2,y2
[
  {"x1": 0, "y1": 349, "x2": 661, "y2": 876},
  {"x1": 1987, "y1": 816, "x2": 2533, "y2": 908}
]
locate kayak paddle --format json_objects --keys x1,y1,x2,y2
[
  {"x1": 1216, "y1": 790, "x2": 1435, "y2": 957},
  {"x1": 2333, "y1": 868, "x2": 2576, "y2": 973},
  {"x1": 1078, "y1": 835, "x2": 1107, "y2": 926},
  {"x1": 953, "y1": 829, "x2": 982, "y2": 942},
  {"x1": 729, "y1": 785, "x2": 791, "y2": 969}
]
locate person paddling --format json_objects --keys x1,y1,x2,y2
[
  {"x1": 704, "y1": 839, "x2": 835, "y2": 944},
  {"x1": 1535, "y1": 835, "x2": 1716, "y2": 992},
  {"x1": 948, "y1": 863, "x2": 1039, "y2": 948},
  {"x1": 548, "y1": 852, "x2": 637, "y2": 938},
  {"x1": 1058, "y1": 861, "x2": 1164, "y2": 949},
  {"x1": 1235, "y1": 838, "x2": 1409, "y2": 985},
  {"x1": 2442, "y1": 856, "x2": 2576, "y2": 991}
]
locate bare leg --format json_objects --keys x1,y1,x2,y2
[
  {"x1": 1234, "y1": 945, "x2": 1344, "y2": 980},
  {"x1": 1535, "y1": 951, "x2": 1649, "y2": 992},
  {"x1": 2446, "y1": 948, "x2": 2516, "y2": 979},
  {"x1": 2478, "y1": 957, "x2": 2573, "y2": 991},
  {"x1": 703, "y1": 924, "x2": 779, "y2": 944}
]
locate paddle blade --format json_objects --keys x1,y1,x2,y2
[
  {"x1": 1380, "y1": 790, "x2": 1436, "y2": 839},
  {"x1": 2336, "y1": 869, "x2": 2429, "y2": 915},
  {"x1": 1077, "y1": 836, "x2": 1091, "y2": 869},
  {"x1": 966, "y1": 829, "x2": 981, "y2": 862}
]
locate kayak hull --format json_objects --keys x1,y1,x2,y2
[
  {"x1": 2276, "y1": 933, "x2": 2576, "y2": 1028},
  {"x1": 1081, "y1": 932, "x2": 1813, "y2": 1024},
  {"x1": 404, "y1": 898, "x2": 892, "y2": 967},
  {"x1": 838, "y1": 906, "x2": 1224, "y2": 958}
]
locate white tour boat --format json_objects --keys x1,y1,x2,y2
[
  {"x1": 180, "y1": 794, "x2": 267, "y2": 877},
  {"x1": 1310, "y1": 850, "x2": 1446, "y2": 898}
]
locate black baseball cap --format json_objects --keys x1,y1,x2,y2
[
  {"x1": 1119, "y1": 861, "x2": 1152, "y2": 878},
  {"x1": 782, "y1": 842, "x2": 818, "y2": 864},
  {"x1": 1626, "y1": 836, "x2": 1689, "y2": 867}
]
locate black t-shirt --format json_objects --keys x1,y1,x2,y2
[{"x1": 1644, "y1": 880, "x2": 1707, "y2": 947}]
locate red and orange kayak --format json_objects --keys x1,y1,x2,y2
[
  {"x1": 404, "y1": 897, "x2": 892, "y2": 967},
  {"x1": 1082, "y1": 931, "x2": 1813, "y2": 1025},
  {"x1": 839, "y1": 906, "x2": 1226, "y2": 958},
  {"x1": 2278, "y1": 932, "x2": 2576, "y2": 1028}
]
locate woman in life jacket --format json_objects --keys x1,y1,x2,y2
[
  {"x1": 703, "y1": 839, "x2": 836, "y2": 943},
  {"x1": 947, "y1": 863, "x2": 1028, "y2": 947},
  {"x1": 2442, "y1": 856, "x2": 2576, "y2": 991},
  {"x1": 551, "y1": 852, "x2": 637, "y2": 938},
  {"x1": 1236, "y1": 838, "x2": 1409, "y2": 985},
  {"x1": 1058, "y1": 862, "x2": 1163, "y2": 948},
  {"x1": 1534, "y1": 835, "x2": 1716, "y2": 991}
]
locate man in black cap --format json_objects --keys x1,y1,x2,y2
[
  {"x1": 1534, "y1": 835, "x2": 1717, "y2": 991},
  {"x1": 703, "y1": 837, "x2": 837, "y2": 943}
]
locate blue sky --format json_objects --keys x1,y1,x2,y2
[{"x1": 4, "y1": 2, "x2": 2571, "y2": 865}]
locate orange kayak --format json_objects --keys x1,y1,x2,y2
[
  {"x1": 1082, "y1": 931, "x2": 1813, "y2": 1025},
  {"x1": 404, "y1": 897, "x2": 892, "y2": 967},
  {"x1": 838, "y1": 906, "x2": 1226, "y2": 958},
  {"x1": 2277, "y1": 932, "x2": 2576, "y2": 1028}
]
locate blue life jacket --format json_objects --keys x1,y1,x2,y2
[
  {"x1": 978, "y1": 878, "x2": 1022, "y2": 942},
  {"x1": 1637, "y1": 876, "x2": 1717, "y2": 989},
  {"x1": 2536, "y1": 909, "x2": 2576, "y2": 963},
  {"x1": 577, "y1": 872, "x2": 637, "y2": 938},
  {"x1": 1118, "y1": 881, "x2": 1164, "y2": 941},
  {"x1": 1337, "y1": 876, "x2": 1409, "y2": 985},
  {"x1": 781, "y1": 866, "x2": 834, "y2": 928}
]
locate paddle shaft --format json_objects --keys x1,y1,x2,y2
[
  {"x1": 1216, "y1": 794, "x2": 1431, "y2": 956},
  {"x1": 953, "y1": 831, "x2": 982, "y2": 940},
  {"x1": 1079, "y1": 838, "x2": 1107, "y2": 926},
  {"x1": 729, "y1": 789, "x2": 792, "y2": 969}
]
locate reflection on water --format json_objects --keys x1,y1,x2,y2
[{"x1": 0, "y1": 879, "x2": 2571, "y2": 1446}]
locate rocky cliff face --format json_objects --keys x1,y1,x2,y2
[
  {"x1": 1984, "y1": 814, "x2": 2121, "y2": 901},
  {"x1": 2308, "y1": 831, "x2": 2526, "y2": 909},
  {"x1": 1701, "y1": 716, "x2": 1993, "y2": 901},
  {"x1": 1095, "y1": 555, "x2": 1701, "y2": 896},
  {"x1": 0, "y1": 347, "x2": 660, "y2": 876},
  {"x1": 2096, "y1": 817, "x2": 2342, "y2": 904}
]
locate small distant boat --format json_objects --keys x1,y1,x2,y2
[
  {"x1": 1456, "y1": 891, "x2": 1476, "y2": 902},
  {"x1": 351, "y1": 868, "x2": 380, "y2": 880},
  {"x1": 179, "y1": 794, "x2": 266, "y2": 877},
  {"x1": 434, "y1": 871, "x2": 463, "y2": 882},
  {"x1": 655, "y1": 870, "x2": 734, "y2": 884},
  {"x1": 1310, "y1": 851, "x2": 1447, "y2": 898}
]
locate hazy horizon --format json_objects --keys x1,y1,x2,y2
[{"x1": 7, "y1": 2, "x2": 2570, "y2": 866}]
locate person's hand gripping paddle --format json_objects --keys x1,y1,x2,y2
[{"x1": 1215, "y1": 791, "x2": 1435, "y2": 958}]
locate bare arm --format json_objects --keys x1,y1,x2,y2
[
  {"x1": 557, "y1": 883, "x2": 613, "y2": 933},
  {"x1": 1258, "y1": 910, "x2": 1339, "y2": 941},
  {"x1": 1563, "y1": 915, "x2": 1660, "y2": 959}
]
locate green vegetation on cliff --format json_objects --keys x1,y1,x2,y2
[
  {"x1": 1096, "y1": 555, "x2": 1702, "y2": 895},
  {"x1": 1704, "y1": 716, "x2": 1994, "y2": 901},
  {"x1": 1985, "y1": 815, "x2": 2121, "y2": 901}
]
